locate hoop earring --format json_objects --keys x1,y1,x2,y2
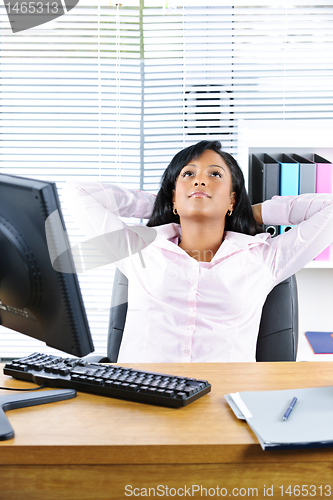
[
  {"x1": 227, "y1": 209, "x2": 233, "y2": 217},
  {"x1": 173, "y1": 207, "x2": 178, "y2": 216}
]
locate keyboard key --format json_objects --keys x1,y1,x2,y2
[
  {"x1": 164, "y1": 390, "x2": 174, "y2": 397},
  {"x1": 111, "y1": 381, "x2": 121, "y2": 388},
  {"x1": 59, "y1": 368, "x2": 70, "y2": 376},
  {"x1": 93, "y1": 378, "x2": 104, "y2": 386}
]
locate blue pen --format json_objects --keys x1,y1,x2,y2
[{"x1": 282, "y1": 397, "x2": 297, "y2": 421}]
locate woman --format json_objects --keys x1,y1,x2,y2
[{"x1": 65, "y1": 140, "x2": 333, "y2": 362}]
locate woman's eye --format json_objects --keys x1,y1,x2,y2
[
  {"x1": 181, "y1": 170, "x2": 222, "y2": 178},
  {"x1": 182, "y1": 170, "x2": 193, "y2": 177}
]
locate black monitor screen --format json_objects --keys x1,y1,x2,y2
[{"x1": 0, "y1": 173, "x2": 94, "y2": 357}]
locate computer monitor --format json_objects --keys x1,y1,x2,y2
[{"x1": 0, "y1": 173, "x2": 94, "y2": 357}]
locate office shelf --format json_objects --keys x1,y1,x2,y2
[
  {"x1": 237, "y1": 119, "x2": 333, "y2": 355},
  {"x1": 305, "y1": 260, "x2": 333, "y2": 269}
]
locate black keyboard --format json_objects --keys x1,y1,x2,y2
[{"x1": 3, "y1": 353, "x2": 211, "y2": 408}]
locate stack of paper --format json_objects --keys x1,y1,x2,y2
[{"x1": 225, "y1": 387, "x2": 333, "y2": 450}]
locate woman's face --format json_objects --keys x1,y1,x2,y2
[{"x1": 172, "y1": 149, "x2": 236, "y2": 222}]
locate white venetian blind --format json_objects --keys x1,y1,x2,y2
[
  {"x1": 1, "y1": 1, "x2": 333, "y2": 358},
  {"x1": 0, "y1": 0, "x2": 142, "y2": 358},
  {"x1": 143, "y1": 1, "x2": 333, "y2": 185}
]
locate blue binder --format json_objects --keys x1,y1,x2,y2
[{"x1": 274, "y1": 154, "x2": 299, "y2": 234}]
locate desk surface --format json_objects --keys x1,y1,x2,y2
[
  {"x1": 2, "y1": 361, "x2": 333, "y2": 500},
  {"x1": 1, "y1": 361, "x2": 333, "y2": 465}
]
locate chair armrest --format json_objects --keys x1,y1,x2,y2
[{"x1": 81, "y1": 354, "x2": 111, "y2": 363}]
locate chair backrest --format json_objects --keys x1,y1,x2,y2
[
  {"x1": 256, "y1": 274, "x2": 298, "y2": 361},
  {"x1": 107, "y1": 268, "x2": 298, "y2": 362}
]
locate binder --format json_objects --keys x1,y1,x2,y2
[
  {"x1": 305, "y1": 331, "x2": 333, "y2": 354},
  {"x1": 292, "y1": 154, "x2": 316, "y2": 194},
  {"x1": 314, "y1": 154, "x2": 333, "y2": 193},
  {"x1": 274, "y1": 154, "x2": 299, "y2": 234},
  {"x1": 225, "y1": 386, "x2": 333, "y2": 450},
  {"x1": 313, "y1": 154, "x2": 332, "y2": 261},
  {"x1": 250, "y1": 154, "x2": 280, "y2": 237}
]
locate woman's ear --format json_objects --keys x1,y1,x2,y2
[{"x1": 230, "y1": 191, "x2": 236, "y2": 211}]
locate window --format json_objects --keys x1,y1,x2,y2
[{"x1": 1, "y1": 1, "x2": 333, "y2": 357}]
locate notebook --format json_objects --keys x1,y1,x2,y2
[
  {"x1": 305, "y1": 331, "x2": 333, "y2": 354},
  {"x1": 225, "y1": 386, "x2": 333, "y2": 450}
]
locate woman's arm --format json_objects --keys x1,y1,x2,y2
[
  {"x1": 262, "y1": 193, "x2": 333, "y2": 228},
  {"x1": 260, "y1": 193, "x2": 333, "y2": 283},
  {"x1": 63, "y1": 181, "x2": 157, "y2": 268},
  {"x1": 64, "y1": 181, "x2": 156, "y2": 238},
  {"x1": 252, "y1": 203, "x2": 263, "y2": 225}
]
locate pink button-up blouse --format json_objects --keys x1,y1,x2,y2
[{"x1": 65, "y1": 181, "x2": 333, "y2": 362}]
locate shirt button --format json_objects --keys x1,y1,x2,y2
[
  {"x1": 190, "y1": 308, "x2": 195, "y2": 313},
  {"x1": 186, "y1": 325, "x2": 194, "y2": 331},
  {"x1": 182, "y1": 348, "x2": 190, "y2": 354},
  {"x1": 190, "y1": 285, "x2": 196, "y2": 291}
]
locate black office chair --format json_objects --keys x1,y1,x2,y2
[{"x1": 102, "y1": 268, "x2": 298, "y2": 363}]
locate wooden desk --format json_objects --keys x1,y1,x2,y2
[{"x1": 1, "y1": 362, "x2": 333, "y2": 499}]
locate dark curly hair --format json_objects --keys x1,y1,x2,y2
[{"x1": 146, "y1": 140, "x2": 263, "y2": 236}]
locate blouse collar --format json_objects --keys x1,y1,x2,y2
[{"x1": 151, "y1": 223, "x2": 270, "y2": 262}]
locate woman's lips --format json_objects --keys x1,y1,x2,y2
[{"x1": 189, "y1": 191, "x2": 210, "y2": 198}]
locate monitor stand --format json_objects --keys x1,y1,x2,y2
[{"x1": 0, "y1": 389, "x2": 76, "y2": 440}]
